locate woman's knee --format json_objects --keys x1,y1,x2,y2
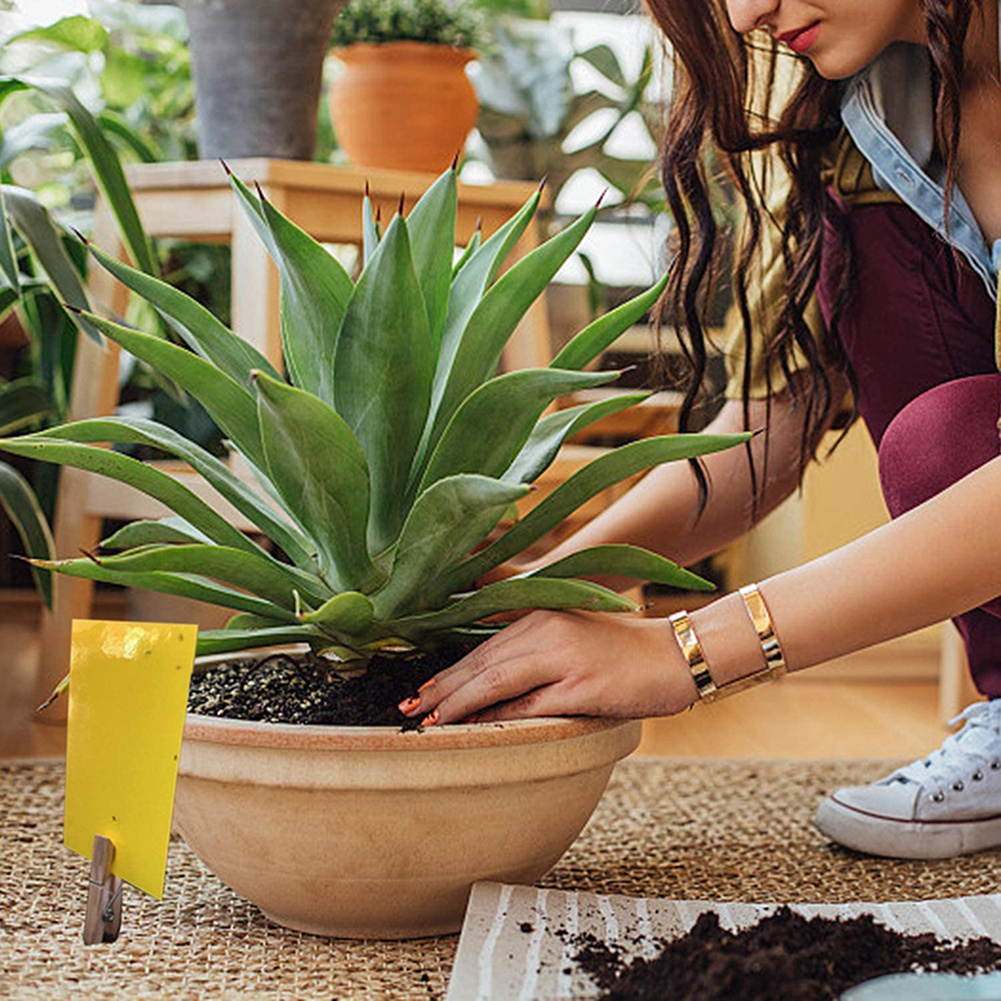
[{"x1": 877, "y1": 374, "x2": 1001, "y2": 518}]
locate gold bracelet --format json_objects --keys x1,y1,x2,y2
[
  {"x1": 668, "y1": 611, "x2": 717, "y2": 703},
  {"x1": 721, "y1": 582, "x2": 789, "y2": 698},
  {"x1": 668, "y1": 585, "x2": 790, "y2": 705}
]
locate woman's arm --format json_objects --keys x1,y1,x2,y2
[
  {"x1": 410, "y1": 447, "x2": 1001, "y2": 725},
  {"x1": 519, "y1": 377, "x2": 844, "y2": 589}
]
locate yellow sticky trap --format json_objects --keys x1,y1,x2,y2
[{"x1": 65, "y1": 620, "x2": 197, "y2": 899}]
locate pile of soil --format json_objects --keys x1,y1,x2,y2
[
  {"x1": 187, "y1": 648, "x2": 460, "y2": 728},
  {"x1": 572, "y1": 907, "x2": 1001, "y2": 1000}
]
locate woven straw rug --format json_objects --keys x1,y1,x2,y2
[{"x1": 5, "y1": 757, "x2": 1001, "y2": 1000}]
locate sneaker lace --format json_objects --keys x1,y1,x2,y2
[{"x1": 886, "y1": 700, "x2": 1001, "y2": 796}]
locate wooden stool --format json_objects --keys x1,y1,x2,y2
[{"x1": 36, "y1": 160, "x2": 550, "y2": 718}]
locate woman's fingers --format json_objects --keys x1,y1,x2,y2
[
  {"x1": 399, "y1": 609, "x2": 697, "y2": 726},
  {"x1": 416, "y1": 612, "x2": 538, "y2": 695},
  {"x1": 414, "y1": 629, "x2": 559, "y2": 724},
  {"x1": 469, "y1": 684, "x2": 578, "y2": 723}
]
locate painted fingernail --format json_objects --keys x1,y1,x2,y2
[
  {"x1": 398, "y1": 696, "x2": 420, "y2": 714},
  {"x1": 422, "y1": 709, "x2": 440, "y2": 727},
  {"x1": 418, "y1": 677, "x2": 436, "y2": 693}
]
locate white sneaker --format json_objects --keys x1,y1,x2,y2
[{"x1": 814, "y1": 700, "x2": 1001, "y2": 859}]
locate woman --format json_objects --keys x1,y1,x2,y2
[{"x1": 404, "y1": 0, "x2": 1001, "y2": 860}]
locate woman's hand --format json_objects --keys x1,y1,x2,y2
[{"x1": 400, "y1": 610, "x2": 699, "y2": 725}]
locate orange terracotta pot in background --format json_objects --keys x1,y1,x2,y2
[{"x1": 329, "y1": 41, "x2": 478, "y2": 173}]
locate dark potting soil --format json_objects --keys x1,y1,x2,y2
[
  {"x1": 187, "y1": 648, "x2": 460, "y2": 728},
  {"x1": 571, "y1": 907, "x2": 1001, "y2": 1000}
]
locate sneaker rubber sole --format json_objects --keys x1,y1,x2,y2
[{"x1": 814, "y1": 795, "x2": 1001, "y2": 860}]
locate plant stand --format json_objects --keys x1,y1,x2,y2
[{"x1": 35, "y1": 159, "x2": 551, "y2": 719}]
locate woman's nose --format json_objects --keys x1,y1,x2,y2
[{"x1": 726, "y1": 0, "x2": 780, "y2": 34}]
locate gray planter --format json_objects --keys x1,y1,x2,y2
[{"x1": 181, "y1": 0, "x2": 342, "y2": 160}]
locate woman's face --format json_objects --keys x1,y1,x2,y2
[{"x1": 724, "y1": 0, "x2": 925, "y2": 78}]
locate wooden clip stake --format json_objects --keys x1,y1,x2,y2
[{"x1": 83, "y1": 834, "x2": 123, "y2": 944}]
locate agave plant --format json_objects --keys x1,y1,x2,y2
[{"x1": 0, "y1": 165, "x2": 747, "y2": 666}]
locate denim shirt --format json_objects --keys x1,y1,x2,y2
[{"x1": 840, "y1": 11, "x2": 1001, "y2": 302}]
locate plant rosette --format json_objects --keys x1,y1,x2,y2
[
  {"x1": 3, "y1": 164, "x2": 748, "y2": 937},
  {"x1": 330, "y1": 40, "x2": 479, "y2": 173}
]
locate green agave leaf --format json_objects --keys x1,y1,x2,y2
[
  {"x1": 433, "y1": 625, "x2": 503, "y2": 644},
  {"x1": 373, "y1": 474, "x2": 529, "y2": 619},
  {"x1": 301, "y1": 591, "x2": 375, "y2": 633},
  {"x1": 30, "y1": 416, "x2": 316, "y2": 572},
  {"x1": 84, "y1": 240, "x2": 281, "y2": 386},
  {"x1": 439, "y1": 432, "x2": 752, "y2": 594},
  {"x1": 72, "y1": 309, "x2": 265, "y2": 468},
  {"x1": 225, "y1": 437, "x2": 289, "y2": 510},
  {"x1": 418, "y1": 367, "x2": 619, "y2": 491},
  {"x1": 254, "y1": 372, "x2": 381, "y2": 592},
  {"x1": 451, "y1": 227, "x2": 481, "y2": 280},
  {"x1": 100, "y1": 516, "x2": 211, "y2": 550},
  {"x1": 405, "y1": 168, "x2": 457, "y2": 349},
  {"x1": 0, "y1": 186, "x2": 18, "y2": 293},
  {"x1": 75, "y1": 544, "x2": 307, "y2": 609},
  {"x1": 2, "y1": 186, "x2": 99, "y2": 341},
  {"x1": 0, "y1": 433, "x2": 264, "y2": 557},
  {"x1": 334, "y1": 214, "x2": 434, "y2": 553},
  {"x1": 429, "y1": 187, "x2": 541, "y2": 427},
  {"x1": 527, "y1": 544, "x2": 714, "y2": 591},
  {"x1": 30, "y1": 557, "x2": 298, "y2": 621},
  {"x1": 362, "y1": 191, "x2": 379, "y2": 265},
  {"x1": 426, "y1": 205, "x2": 597, "y2": 455},
  {"x1": 228, "y1": 171, "x2": 353, "y2": 399},
  {"x1": 196, "y1": 625, "x2": 328, "y2": 657},
  {"x1": 387, "y1": 577, "x2": 637, "y2": 637},
  {"x1": 0, "y1": 379, "x2": 52, "y2": 435},
  {"x1": 224, "y1": 612, "x2": 292, "y2": 630},
  {"x1": 0, "y1": 77, "x2": 156, "y2": 276},
  {"x1": 0, "y1": 460, "x2": 54, "y2": 607},
  {"x1": 550, "y1": 272, "x2": 669, "y2": 371},
  {"x1": 226, "y1": 169, "x2": 274, "y2": 248},
  {"x1": 503, "y1": 392, "x2": 651, "y2": 485},
  {"x1": 257, "y1": 194, "x2": 354, "y2": 404}
]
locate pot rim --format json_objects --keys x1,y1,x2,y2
[
  {"x1": 184, "y1": 712, "x2": 634, "y2": 752},
  {"x1": 187, "y1": 646, "x2": 637, "y2": 751},
  {"x1": 332, "y1": 40, "x2": 476, "y2": 66}
]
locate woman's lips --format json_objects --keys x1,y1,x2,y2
[{"x1": 778, "y1": 21, "x2": 821, "y2": 53}]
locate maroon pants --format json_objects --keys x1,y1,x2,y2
[{"x1": 817, "y1": 202, "x2": 1001, "y2": 696}]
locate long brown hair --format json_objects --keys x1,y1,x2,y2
[{"x1": 647, "y1": 0, "x2": 978, "y2": 510}]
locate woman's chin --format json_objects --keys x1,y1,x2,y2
[
  {"x1": 808, "y1": 54, "x2": 865, "y2": 80},
  {"x1": 806, "y1": 42, "x2": 884, "y2": 81}
]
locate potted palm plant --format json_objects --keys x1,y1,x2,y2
[
  {"x1": 1, "y1": 166, "x2": 747, "y2": 938},
  {"x1": 329, "y1": 0, "x2": 484, "y2": 172}
]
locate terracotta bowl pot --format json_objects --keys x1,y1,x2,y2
[
  {"x1": 329, "y1": 41, "x2": 478, "y2": 174},
  {"x1": 175, "y1": 659, "x2": 640, "y2": 938}
]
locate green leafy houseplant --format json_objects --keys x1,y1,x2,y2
[
  {"x1": 328, "y1": 0, "x2": 486, "y2": 172},
  {"x1": 0, "y1": 164, "x2": 747, "y2": 686},
  {"x1": 472, "y1": 21, "x2": 664, "y2": 211},
  {"x1": 331, "y1": 0, "x2": 485, "y2": 49},
  {"x1": 0, "y1": 70, "x2": 159, "y2": 606}
]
